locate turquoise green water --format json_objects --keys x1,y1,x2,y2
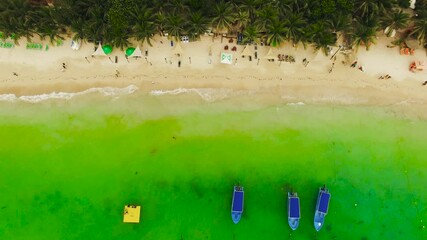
[{"x1": 0, "y1": 93, "x2": 426, "y2": 239}]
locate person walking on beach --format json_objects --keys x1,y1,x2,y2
[
  {"x1": 329, "y1": 63, "x2": 335, "y2": 73},
  {"x1": 422, "y1": 81, "x2": 427, "y2": 86}
]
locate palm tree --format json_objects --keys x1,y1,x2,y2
[
  {"x1": 234, "y1": 8, "x2": 250, "y2": 32},
  {"x1": 210, "y1": 1, "x2": 235, "y2": 34},
  {"x1": 380, "y1": 9, "x2": 410, "y2": 36},
  {"x1": 83, "y1": 4, "x2": 109, "y2": 43},
  {"x1": 254, "y1": 5, "x2": 278, "y2": 32},
  {"x1": 273, "y1": 0, "x2": 293, "y2": 18},
  {"x1": 0, "y1": 0, "x2": 37, "y2": 42},
  {"x1": 155, "y1": 12, "x2": 167, "y2": 36},
  {"x1": 239, "y1": 0, "x2": 262, "y2": 23},
  {"x1": 327, "y1": 14, "x2": 352, "y2": 39},
  {"x1": 354, "y1": 0, "x2": 396, "y2": 20},
  {"x1": 35, "y1": 7, "x2": 62, "y2": 44},
  {"x1": 186, "y1": 12, "x2": 209, "y2": 40},
  {"x1": 354, "y1": 0, "x2": 379, "y2": 19},
  {"x1": 130, "y1": 6, "x2": 156, "y2": 46},
  {"x1": 266, "y1": 18, "x2": 286, "y2": 47},
  {"x1": 352, "y1": 23, "x2": 377, "y2": 50},
  {"x1": 410, "y1": 17, "x2": 427, "y2": 45},
  {"x1": 374, "y1": 0, "x2": 396, "y2": 13},
  {"x1": 164, "y1": 14, "x2": 185, "y2": 40},
  {"x1": 283, "y1": 13, "x2": 306, "y2": 45},
  {"x1": 309, "y1": 22, "x2": 337, "y2": 55},
  {"x1": 166, "y1": 0, "x2": 190, "y2": 15},
  {"x1": 110, "y1": 33, "x2": 131, "y2": 49},
  {"x1": 242, "y1": 25, "x2": 260, "y2": 44}
]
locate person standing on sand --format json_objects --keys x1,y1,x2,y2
[
  {"x1": 422, "y1": 81, "x2": 427, "y2": 86},
  {"x1": 329, "y1": 63, "x2": 335, "y2": 73}
]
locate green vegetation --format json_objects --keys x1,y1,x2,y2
[{"x1": 0, "y1": 0, "x2": 426, "y2": 52}]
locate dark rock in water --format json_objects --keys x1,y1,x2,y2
[
  {"x1": 361, "y1": 237, "x2": 368, "y2": 240},
  {"x1": 326, "y1": 225, "x2": 332, "y2": 231}
]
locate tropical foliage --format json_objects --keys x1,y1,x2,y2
[{"x1": 0, "y1": 0, "x2": 425, "y2": 52}]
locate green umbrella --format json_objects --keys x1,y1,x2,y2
[
  {"x1": 102, "y1": 45, "x2": 113, "y2": 55},
  {"x1": 126, "y1": 47, "x2": 135, "y2": 56}
]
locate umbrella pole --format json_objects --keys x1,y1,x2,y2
[{"x1": 108, "y1": 57, "x2": 113, "y2": 63}]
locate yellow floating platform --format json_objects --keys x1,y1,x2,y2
[{"x1": 123, "y1": 205, "x2": 141, "y2": 223}]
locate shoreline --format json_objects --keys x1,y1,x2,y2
[{"x1": 0, "y1": 35, "x2": 426, "y2": 107}]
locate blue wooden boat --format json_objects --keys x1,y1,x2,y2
[
  {"x1": 231, "y1": 186, "x2": 244, "y2": 224},
  {"x1": 314, "y1": 186, "x2": 331, "y2": 231},
  {"x1": 288, "y1": 192, "x2": 300, "y2": 230}
]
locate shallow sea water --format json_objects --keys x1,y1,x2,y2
[{"x1": 0, "y1": 91, "x2": 426, "y2": 239}]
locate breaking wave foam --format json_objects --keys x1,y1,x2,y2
[
  {"x1": 0, "y1": 85, "x2": 138, "y2": 103},
  {"x1": 150, "y1": 88, "x2": 237, "y2": 102}
]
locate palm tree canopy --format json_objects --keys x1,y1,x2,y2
[
  {"x1": 210, "y1": 1, "x2": 235, "y2": 33},
  {"x1": 0, "y1": 0, "x2": 422, "y2": 52}
]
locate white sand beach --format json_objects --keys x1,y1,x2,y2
[{"x1": 0, "y1": 35, "x2": 426, "y2": 107}]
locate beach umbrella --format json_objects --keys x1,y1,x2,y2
[
  {"x1": 241, "y1": 45, "x2": 253, "y2": 57},
  {"x1": 406, "y1": 39, "x2": 420, "y2": 49},
  {"x1": 92, "y1": 43, "x2": 107, "y2": 56},
  {"x1": 102, "y1": 45, "x2": 113, "y2": 55},
  {"x1": 126, "y1": 47, "x2": 135, "y2": 56},
  {"x1": 263, "y1": 48, "x2": 276, "y2": 60},
  {"x1": 129, "y1": 45, "x2": 143, "y2": 58}
]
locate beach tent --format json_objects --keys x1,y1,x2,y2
[
  {"x1": 129, "y1": 45, "x2": 143, "y2": 58},
  {"x1": 263, "y1": 48, "x2": 276, "y2": 60},
  {"x1": 92, "y1": 43, "x2": 107, "y2": 56},
  {"x1": 173, "y1": 42, "x2": 183, "y2": 55},
  {"x1": 220, "y1": 52, "x2": 233, "y2": 64},
  {"x1": 241, "y1": 45, "x2": 253, "y2": 57}
]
